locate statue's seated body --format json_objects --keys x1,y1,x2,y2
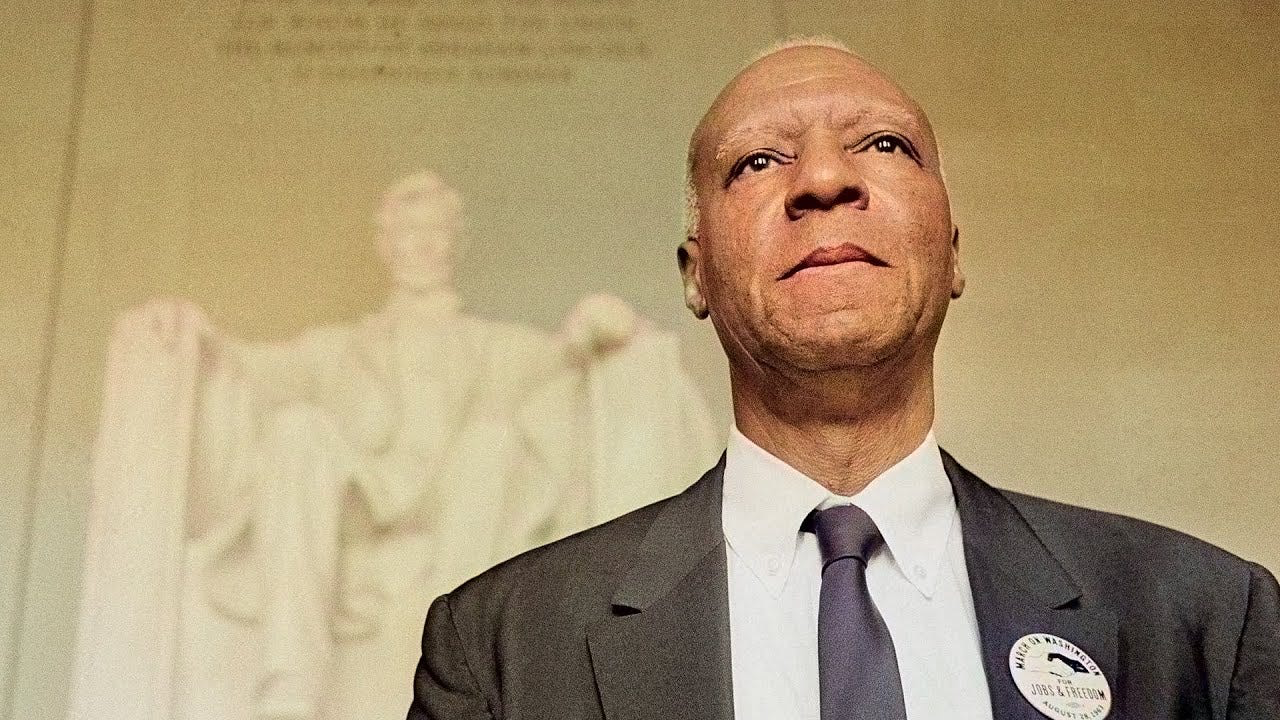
[{"x1": 69, "y1": 172, "x2": 716, "y2": 720}]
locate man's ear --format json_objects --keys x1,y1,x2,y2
[
  {"x1": 949, "y1": 226, "x2": 965, "y2": 299},
  {"x1": 677, "y1": 238, "x2": 709, "y2": 319}
]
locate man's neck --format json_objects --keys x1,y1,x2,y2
[{"x1": 731, "y1": 366, "x2": 936, "y2": 496}]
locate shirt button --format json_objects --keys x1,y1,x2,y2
[
  {"x1": 765, "y1": 556, "x2": 781, "y2": 575},
  {"x1": 913, "y1": 564, "x2": 927, "y2": 581}
]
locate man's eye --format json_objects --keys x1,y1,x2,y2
[
  {"x1": 727, "y1": 151, "x2": 788, "y2": 185},
  {"x1": 872, "y1": 135, "x2": 908, "y2": 154}
]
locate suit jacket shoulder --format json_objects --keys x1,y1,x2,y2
[
  {"x1": 997, "y1": 486, "x2": 1263, "y2": 612},
  {"x1": 409, "y1": 490, "x2": 685, "y2": 720},
  {"x1": 958, "y1": 465, "x2": 1280, "y2": 719},
  {"x1": 449, "y1": 494, "x2": 667, "y2": 628}
]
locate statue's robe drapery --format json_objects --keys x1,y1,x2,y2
[{"x1": 68, "y1": 305, "x2": 716, "y2": 720}]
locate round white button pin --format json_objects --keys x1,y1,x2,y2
[{"x1": 1008, "y1": 633, "x2": 1111, "y2": 720}]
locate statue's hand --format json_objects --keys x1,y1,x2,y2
[
  {"x1": 117, "y1": 297, "x2": 222, "y2": 363},
  {"x1": 559, "y1": 293, "x2": 648, "y2": 363}
]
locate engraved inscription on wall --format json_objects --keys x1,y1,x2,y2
[{"x1": 219, "y1": 0, "x2": 651, "y2": 85}]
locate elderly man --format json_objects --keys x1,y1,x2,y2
[{"x1": 406, "y1": 41, "x2": 1280, "y2": 720}]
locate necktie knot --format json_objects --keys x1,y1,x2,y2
[
  {"x1": 805, "y1": 504, "x2": 884, "y2": 570},
  {"x1": 807, "y1": 503, "x2": 906, "y2": 719}
]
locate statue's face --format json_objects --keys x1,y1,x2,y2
[
  {"x1": 378, "y1": 201, "x2": 460, "y2": 293},
  {"x1": 682, "y1": 46, "x2": 963, "y2": 376}
]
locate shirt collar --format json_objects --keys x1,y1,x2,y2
[{"x1": 721, "y1": 425, "x2": 956, "y2": 599}]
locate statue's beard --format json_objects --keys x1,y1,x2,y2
[{"x1": 392, "y1": 267, "x2": 453, "y2": 294}]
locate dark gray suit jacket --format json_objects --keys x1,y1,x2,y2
[{"x1": 407, "y1": 451, "x2": 1280, "y2": 719}]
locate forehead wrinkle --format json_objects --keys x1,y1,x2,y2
[
  {"x1": 692, "y1": 50, "x2": 936, "y2": 176},
  {"x1": 709, "y1": 100, "x2": 849, "y2": 164},
  {"x1": 712, "y1": 116, "x2": 804, "y2": 162},
  {"x1": 838, "y1": 108, "x2": 927, "y2": 139}
]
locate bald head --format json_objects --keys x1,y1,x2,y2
[{"x1": 684, "y1": 44, "x2": 943, "y2": 239}]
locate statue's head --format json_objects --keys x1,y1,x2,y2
[{"x1": 377, "y1": 170, "x2": 463, "y2": 293}]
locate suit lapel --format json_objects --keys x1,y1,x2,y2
[
  {"x1": 583, "y1": 449, "x2": 1120, "y2": 720},
  {"x1": 943, "y1": 451, "x2": 1119, "y2": 719},
  {"x1": 586, "y1": 458, "x2": 735, "y2": 720}
]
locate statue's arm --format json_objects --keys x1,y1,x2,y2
[
  {"x1": 73, "y1": 297, "x2": 253, "y2": 718},
  {"x1": 556, "y1": 292, "x2": 647, "y2": 365},
  {"x1": 101, "y1": 298, "x2": 264, "y2": 539}
]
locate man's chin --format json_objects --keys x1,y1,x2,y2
[{"x1": 766, "y1": 327, "x2": 908, "y2": 374}]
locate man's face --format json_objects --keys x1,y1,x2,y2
[{"x1": 684, "y1": 47, "x2": 962, "y2": 376}]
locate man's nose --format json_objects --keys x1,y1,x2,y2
[{"x1": 784, "y1": 143, "x2": 869, "y2": 220}]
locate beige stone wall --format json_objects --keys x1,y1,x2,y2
[
  {"x1": 0, "y1": 1, "x2": 85, "y2": 717},
  {"x1": 3, "y1": 1, "x2": 1277, "y2": 718}
]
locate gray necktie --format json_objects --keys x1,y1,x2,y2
[{"x1": 807, "y1": 505, "x2": 908, "y2": 720}]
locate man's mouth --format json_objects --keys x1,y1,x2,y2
[{"x1": 778, "y1": 242, "x2": 888, "y2": 280}]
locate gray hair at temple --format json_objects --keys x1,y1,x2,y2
[{"x1": 682, "y1": 35, "x2": 854, "y2": 240}]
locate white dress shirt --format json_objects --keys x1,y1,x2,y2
[{"x1": 722, "y1": 426, "x2": 994, "y2": 720}]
